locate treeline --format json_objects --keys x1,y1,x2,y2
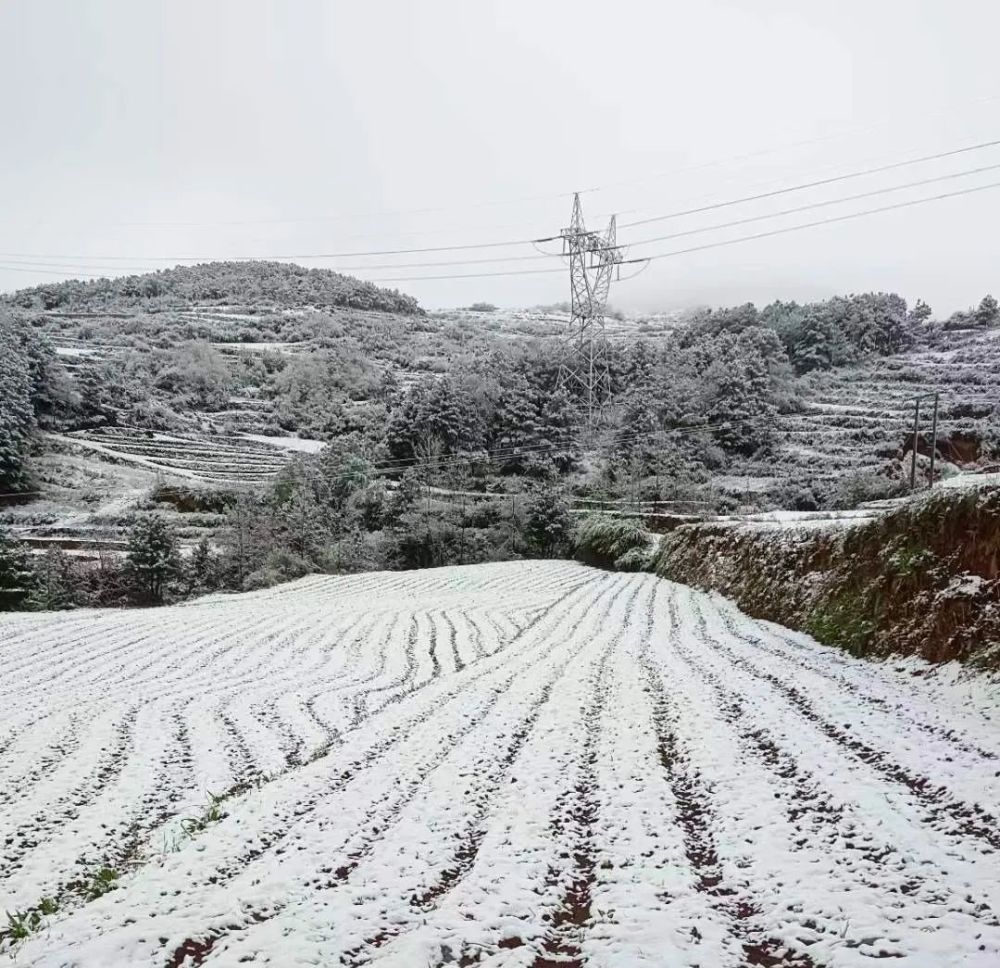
[
  {"x1": 0, "y1": 468, "x2": 576, "y2": 610},
  {"x1": 0, "y1": 313, "x2": 77, "y2": 491},
  {"x1": 3, "y1": 261, "x2": 422, "y2": 316}
]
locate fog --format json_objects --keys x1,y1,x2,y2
[{"x1": 2, "y1": 0, "x2": 999, "y2": 315}]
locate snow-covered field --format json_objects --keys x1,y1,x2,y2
[{"x1": 2, "y1": 562, "x2": 999, "y2": 967}]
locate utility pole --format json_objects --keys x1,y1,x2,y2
[
  {"x1": 909, "y1": 391, "x2": 941, "y2": 490},
  {"x1": 556, "y1": 193, "x2": 625, "y2": 429}
]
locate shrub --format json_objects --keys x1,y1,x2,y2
[{"x1": 572, "y1": 515, "x2": 654, "y2": 570}]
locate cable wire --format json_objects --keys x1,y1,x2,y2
[{"x1": 617, "y1": 137, "x2": 1000, "y2": 229}]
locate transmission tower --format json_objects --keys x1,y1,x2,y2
[{"x1": 557, "y1": 193, "x2": 624, "y2": 426}]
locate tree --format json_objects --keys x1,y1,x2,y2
[
  {"x1": 25, "y1": 548, "x2": 77, "y2": 610},
  {"x1": 909, "y1": 299, "x2": 932, "y2": 326},
  {"x1": 701, "y1": 337, "x2": 776, "y2": 455},
  {"x1": 788, "y1": 311, "x2": 853, "y2": 374},
  {"x1": 187, "y1": 537, "x2": 218, "y2": 593},
  {"x1": 154, "y1": 342, "x2": 234, "y2": 410},
  {"x1": 522, "y1": 487, "x2": 572, "y2": 558},
  {"x1": 974, "y1": 294, "x2": 999, "y2": 328},
  {"x1": 124, "y1": 516, "x2": 180, "y2": 604},
  {"x1": 0, "y1": 317, "x2": 36, "y2": 491},
  {"x1": 0, "y1": 528, "x2": 36, "y2": 610}
]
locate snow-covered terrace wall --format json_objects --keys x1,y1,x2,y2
[{"x1": 651, "y1": 485, "x2": 1000, "y2": 668}]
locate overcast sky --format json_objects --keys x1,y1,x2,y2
[{"x1": 2, "y1": 0, "x2": 1000, "y2": 315}]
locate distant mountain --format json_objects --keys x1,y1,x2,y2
[{"x1": 2, "y1": 260, "x2": 422, "y2": 315}]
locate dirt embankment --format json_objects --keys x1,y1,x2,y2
[{"x1": 650, "y1": 486, "x2": 1000, "y2": 668}]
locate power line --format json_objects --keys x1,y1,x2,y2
[
  {"x1": 5, "y1": 174, "x2": 1000, "y2": 290},
  {"x1": 627, "y1": 160, "x2": 1000, "y2": 252},
  {"x1": 4, "y1": 157, "x2": 1000, "y2": 288},
  {"x1": 6, "y1": 136, "x2": 1000, "y2": 268},
  {"x1": 575, "y1": 90, "x2": 1000, "y2": 196},
  {"x1": 8, "y1": 157, "x2": 995, "y2": 280},
  {"x1": 625, "y1": 178, "x2": 1000, "y2": 268},
  {"x1": 324, "y1": 178, "x2": 1000, "y2": 283},
  {"x1": 616, "y1": 137, "x2": 1000, "y2": 229}
]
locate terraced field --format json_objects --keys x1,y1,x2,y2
[
  {"x1": 1, "y1": 562, "x2": 998, "y2": 966},
  {"x1": 49, "y1": 428, "x2": 300, "y2": 487},
  {"x1": 780, "y1": 328, "x2": 1000, "y2": 477}
]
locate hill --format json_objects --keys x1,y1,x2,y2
[
  {"x1": 2, "y1": 561, "x2": 998, "y2": 964},
  {"x1": 2, "y1": 260, "x2": 422, "y2": 316}
]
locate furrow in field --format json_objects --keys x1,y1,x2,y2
[
  {"x1": 671, "y1": 594, "x2": 1000, "y2": 961},
  {"x1": 641, "y1": 599, "x2": 815, "y2": 967},
  {"x1": 689, "y1": 595, "x2": 1000, "y2": 853},
  {"x1": 705, "y1": 600, "x2": 1000, "y2": 794},
  {"x1": 17, "y1": 572, "x2": 605, "y2": 966}
]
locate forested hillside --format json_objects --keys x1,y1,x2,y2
[
  {"x1": 2, "y1": 264, "x2": 1000, "y2": 610},
  {"x1": 2, "y1": 260, "x2": 422, "y2": 315}
]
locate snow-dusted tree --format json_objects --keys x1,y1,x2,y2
[
  {"x1": 702, "y1": 338, "x2": 776, "y2": 455},
  {"x1": 612, "y1": 385, "x2": 660, "y2": 471},
  {"x1": 0, "y1": 527, "x2": 36, "y2": 609},
  {"x1": 0, "y1": 317, "x2": 36, "y2": 491},
  {"x1": 841, "y1": 292, "x2": 912, "y2": 355},
  {"x1": 124, "y1": 515, "x2": 181, "y2": 605},
  {"x1": 535, "y1": 386, "x2": 581, "y2": 473},
  {"x1": 974, "y1": 294, "x2": 999, "y2": 328},
  {"x1": 619, "y1": 338, "x2": 657, "y2": 389},
  {"x1": 788, "y1": 311, "x2": 853, "y2": 374},
  {"x1": 186, "y1": 537, "x2": 218, "y2": 593},
  {"x1": 25, "y1": 548, "x2": 77, "y2": 610},
  {"x1": 154, "y1": 342, "x2": 234, "y2": 411},
  {"x1": 522, "y1": 487, "x2": 572, "y2": 558},
  {"x1": 909, "y1": 299, "x2": 933, "y2": 326}
]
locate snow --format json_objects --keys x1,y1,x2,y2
[
  {"x1": 941, "y1": 470, "x2": 1000, "y2": 490},
  {"x1": 2, "y1": 562, "x2": 999, "y2": 966},
  {"x1": 240, "y1": 433, "x2": 327, "y2": 454},
  {"x1": 53, "y1": 347, "x2": 98, "y2": 357}
]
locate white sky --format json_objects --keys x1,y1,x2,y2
[{"x1": 2, "y1": 0, "x2": 1000, "y2": 315}]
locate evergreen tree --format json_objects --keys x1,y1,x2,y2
[
  {"x1": 789, "y1": 312, "x2": 852, "y2": 374},
  {"x1": 187, "y1": 537, "x2": 218, "y2": 593},
  {"x1": 25, "y1": 548, "x2": 77, "y2": 610},
  {"x1": 124, "y1": 515, "x2": 180, "y2": 605},
  {"x1": 0, "y1": 318, "x2": 36, "y2": 492},
  {"x1": 910, "y1": 299, "x2": 933, "y2": 325},
  {"x1": 702, "y1": 341, "x2": 776, "y2": 455},
  {"x1": 0, "y1": 528, "x2": 36, "y2": 610},
  {"x1": 522, "y1": 487, "x2": 572, "y2": 558},
  {"x1": 974, "y1": 294, "x2": 999, "y2": 328}
]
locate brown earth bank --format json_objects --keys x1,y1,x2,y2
[{"x1": 645, "y1": 485, "x2": 1000, "y2": 669}]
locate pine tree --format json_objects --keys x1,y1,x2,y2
[
  {"x1": 910, "y1": 299, "x2": 933, "y2": 325},
  {"x1": 124, "y1": 515, "x2": 180, "y2": 605},
  {"x1": 0, "y1": 528, "x2": 36, "y2": 610},
  {"x1": 187, "y1": 537, "x2": 217, "y2": 593},
  {"x1": 789, "y1": 312, "x2": 852, "y2": 374},
  {"x1": 0, "y1": 319, "x2": 36, "y2": 492},
  {"x1": 25, "y1": 548, "x2": 77, "y2": 610},
  {"x1": 974, "y1": 294, "x2": 999, "y2": 328},
  {"x1": 702, "y1": 343, "x2": 776, "y2": 455}
]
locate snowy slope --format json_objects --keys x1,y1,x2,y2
[{"x1": 1, "y1": 562, "x2": 999, "y2": 967}]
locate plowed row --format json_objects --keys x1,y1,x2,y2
[{"x1": 1, "y1": 562, "x2": 998, "y2": 967}]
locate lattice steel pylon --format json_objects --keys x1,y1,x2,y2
[{"x1": 557, "y1": 193, "x2": 624, "y2": 426}]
